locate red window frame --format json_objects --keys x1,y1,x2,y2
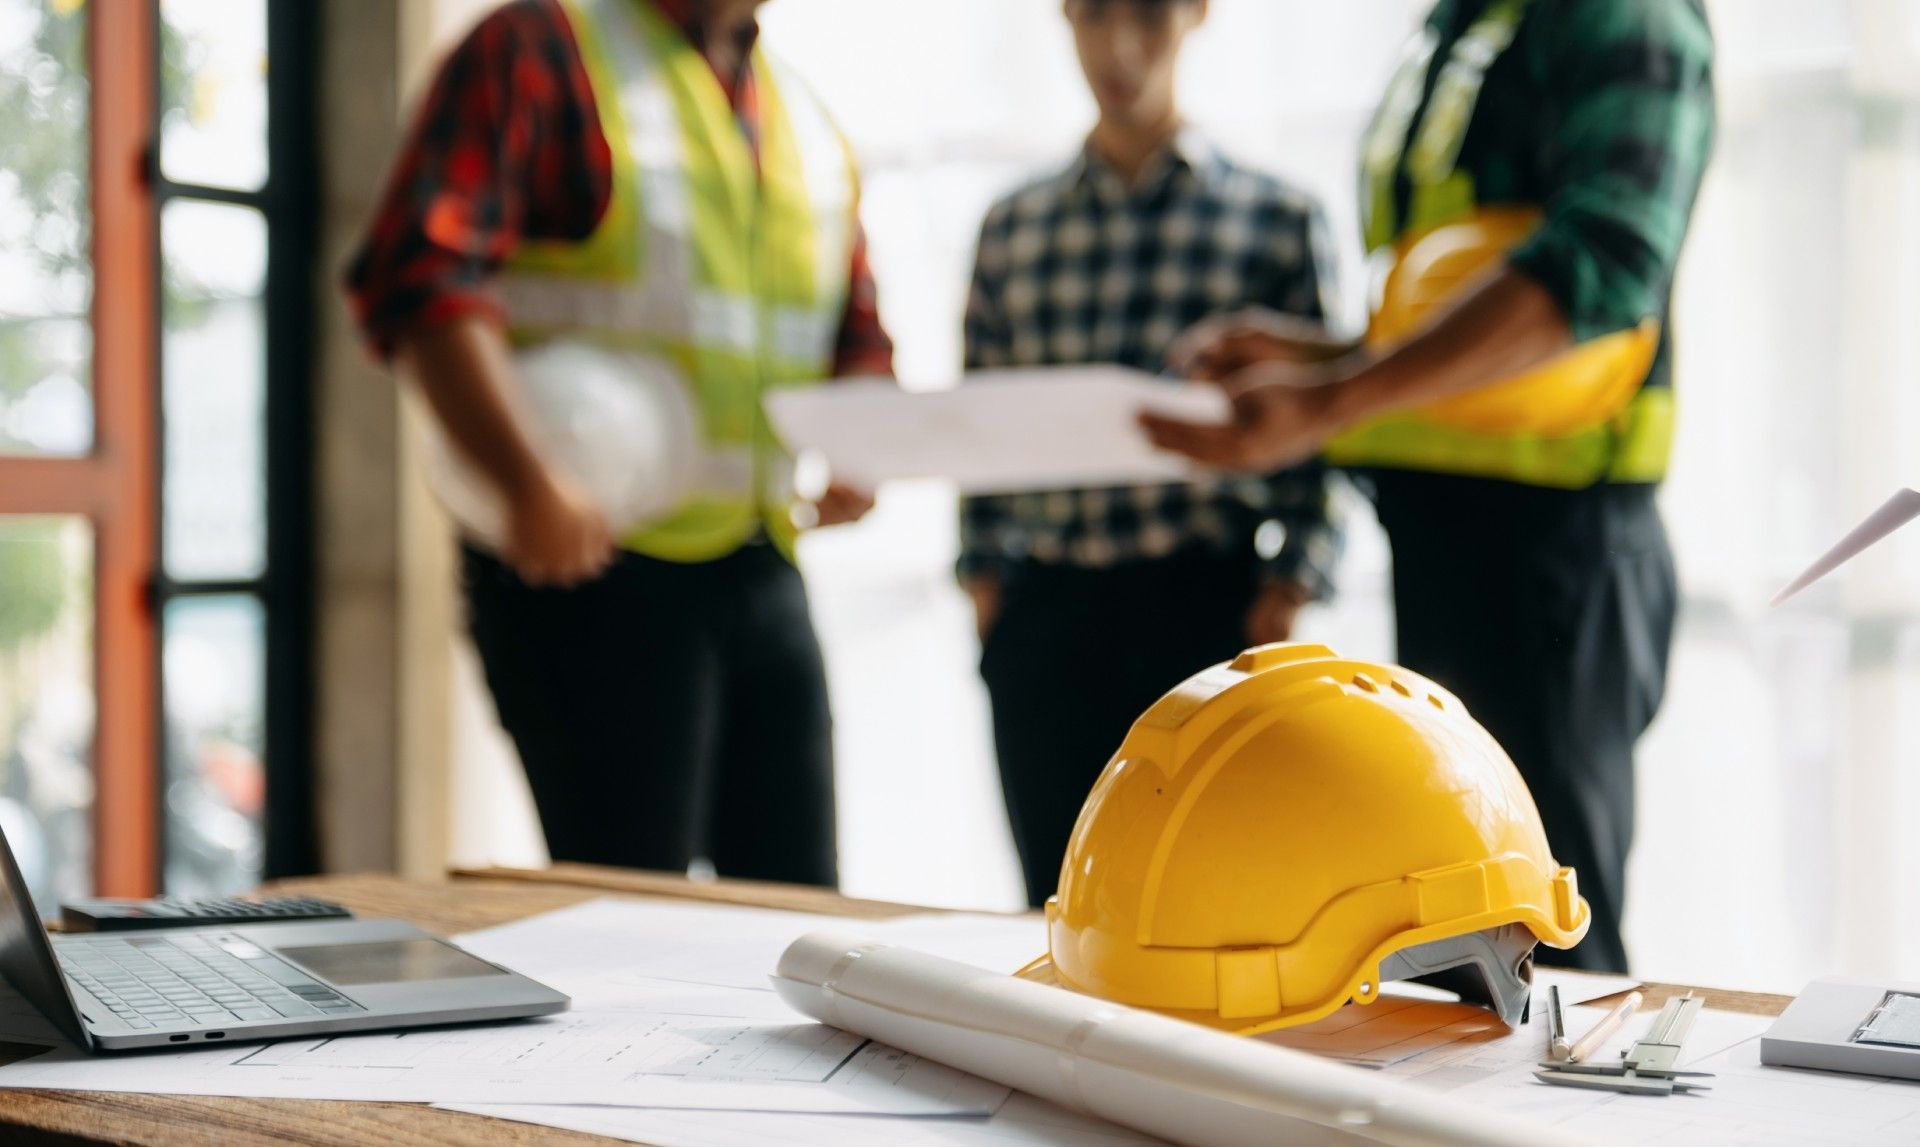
[{"x1": 0, "y1": 1, "x2": 160, "y2": 897}]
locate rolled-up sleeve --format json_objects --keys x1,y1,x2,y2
[
  {"x1": 1505, "y1": 0, "x2": 1716, "y2": 342},
  {"x1": 343, "y1": 0, "x2": 610, "y2": 363}
]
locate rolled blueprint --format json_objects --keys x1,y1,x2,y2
[{"x1": 774, "y1": 932, "x2": 1598, "y2": 1147}]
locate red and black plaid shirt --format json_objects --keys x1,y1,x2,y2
[{"x1": 344, "y1": 0, "x2": 892, "y2": 374}]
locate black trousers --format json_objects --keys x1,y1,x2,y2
[
  {"x1": 462, "y1": 542, "x2": 837, "y2": 886},
  {"x1": 1368, "y1": 471, "x2": 1677, "y2": 973},
  {"x1": 981, "y1": 550, "x2": 1259, "y2": 908}
]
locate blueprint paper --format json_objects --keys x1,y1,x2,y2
[
  {"x1": 1438, "y1": 1018, "x2": 1920, "y2": 1145},
  {"x1": 772, "y1": 931, "x2": 1600, "y2": 1147},
  {"x1": 0, "y1": 1004, "x2": 1007, "y2": 1111},
  {"x1": 766, "y1": 369, "x2": 1231, "y2": 494},
  {"x1": 449, "y1": 897, "x2": 1043, "y2": 995},
  {"x1": 446, "y1": 1091, "x2": 1161, "y2": 1147},
  {"x1": 0, "y1": 901, "x2": 1026, "y2": 1111}
]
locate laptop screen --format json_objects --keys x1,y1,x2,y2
[{"x1": 0, "y1": 823, "x2": 89, "y2": 1048}]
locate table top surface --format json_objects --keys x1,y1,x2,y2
[{"x1": 0, "y1": 864, "x2": 1796, "y2": 1145}]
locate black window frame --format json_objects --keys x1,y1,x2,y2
[{"x1": 147, "y1": 0, "x2": 317, "y2": 885}]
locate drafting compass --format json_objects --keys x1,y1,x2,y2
[{"x1": 1535, "y1": 992, "x2": 1715, "y2": 1095}]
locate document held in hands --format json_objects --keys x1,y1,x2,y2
[{"x1": 765, "y1": 367, "x2": 1231, "y2": 494}]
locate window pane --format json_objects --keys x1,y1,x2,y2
[
  {"x1": 163, "y1": 595, "x2": 264, "y2": 896},
  {"x1": 0, "y1": 0, "x2": 93, "y2": 458},
  {"x1": 162, "y1": 200, "x2": 266, "y2": 581},
  {"x1": 0, "y1": 516, "x2": 94, "y2": 912},
  {"x1": 158, "y1": 0, "x2": 267, "y2": 192}
]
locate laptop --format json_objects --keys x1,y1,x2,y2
[{"x1": 0, "y1": 825, "x2": 568, "y2": 1051}]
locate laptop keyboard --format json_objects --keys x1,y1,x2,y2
[{"x1": 55, "y1": 933, "x2": 363, "y2": 1030}]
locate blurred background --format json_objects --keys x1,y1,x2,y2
[{"x1": 2, "y1": 0, "x2": 1918, "y2": 994}]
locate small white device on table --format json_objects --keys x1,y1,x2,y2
[{"x1": 1762, "y1": 977, "x2": 1920, "y2": 1080}]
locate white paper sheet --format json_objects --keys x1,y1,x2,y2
[
  {"x1": 439, "y1": 1005, "x2": 1783, "y2": 1147},
  {"x1": 1439, "y1": 1017, "x2": 1920, "y2": 1146},
  {"x1": 765, "y1": 369, "x2": 1230, "y2": 494},
  {"x1": 446, "y1": 1092, "x2": 1162, "y2": 1147},
  {"x1": 0, "y1": 900, "x2": 1019, "y2": 1112},
  {"x1": 1384, "y1": 1003, "x2": 1767, "y2": 1091},
  {"x1": 451, "y1": 897, "x2": 856, "y2": 993},
  {"x1": 448, "y1": 897, "x2": 1043, "y2": 995},
  {"x1": 773, "y1": 931, "x2": 1601, "y2": 1147},
  {"x1": 1772, "y1": 487, "x2": 1920, "y2": 605},
  {"x1": 877, "y1": 912, "x2": 1049, "y2": 977},
  {"x1": 0, "y1": 1002, "x2": 1007, "y2": 1111}
]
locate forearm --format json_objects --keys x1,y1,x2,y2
[
  {"x1": 1327, "y1": 266, "x2": 1572, "y2": 426},
  {"x1": 394, "y1": 313, "x2": 550, "y2": 501}
]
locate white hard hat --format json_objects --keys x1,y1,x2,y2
[{"x1": 422, "y1": 341, "x2": 700, "y2": 548}]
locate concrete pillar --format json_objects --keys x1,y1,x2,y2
[{"x1": 310, "y1": 0, "x2": 456, "y2": 879}]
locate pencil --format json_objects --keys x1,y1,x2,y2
[{"x1": 1567, "y1": 991, "x2": 1643, "y2": 1064}]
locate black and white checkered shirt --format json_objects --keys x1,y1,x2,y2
[{"x1": 959, "y1": 129, "x2": 1341, "y2": 596}]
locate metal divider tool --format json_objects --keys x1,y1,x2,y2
[
  {"x1": 1534, "y1": 991, "x2": 1714, "y2": 1095},
  {"x1": 1545, "y1": 985, "x2": 1572, "y2": 1062}
]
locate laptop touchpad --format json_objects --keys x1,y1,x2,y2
[{"x1": 278, "y1": 939, "x2": 504, "y2": 985}]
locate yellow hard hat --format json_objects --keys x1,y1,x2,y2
[
  {"x1": 1364, "y1": 206, "x2": 1658, "y2": 437},
  {"x1": 1016, "y1": 642, "x2": 1589, "y2": 1036}
]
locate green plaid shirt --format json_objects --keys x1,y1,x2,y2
[{"x1": 1366, "y1": 0, "x2": 1716, "y2": 394}]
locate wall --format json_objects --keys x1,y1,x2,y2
[{"x1": 311, "y1": 0, "x2": 454, "y2": 879}]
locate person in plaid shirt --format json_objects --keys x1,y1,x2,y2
[
  {"x1": 963, "y1": 0, "x2": 1343, "y2": 908},
  {"x1": 1146, "y1": 0, "x2": 1716, "y2": 970}
]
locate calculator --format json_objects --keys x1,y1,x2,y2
[{"x1": 58, "y1": 896, "x2": 355, "y2": 932}]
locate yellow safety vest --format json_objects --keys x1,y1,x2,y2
[
  {"x1": 497, "y1": 0, "x2": 857, "y2": 559},
  {"x1": 1332, "y1": 0, "x2": 1673, "y2": 488}
]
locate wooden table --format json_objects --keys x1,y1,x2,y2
[{"x1": 0, "y1": 865, "x2": 1794, "y2": 1145}]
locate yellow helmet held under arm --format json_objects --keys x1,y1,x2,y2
[
  {"x1": 1360, "y1": 205, "x2": 1659, "y2": 437},
  {"x1": 1017, "y1": 642, "x2": 1588, "y2": 1036}
]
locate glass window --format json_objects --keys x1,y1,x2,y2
[
  {"x1": 162, "y1": 595, "x2": 264, "y2": 896},
  {"x1": 158, "y1": 0, "x2": 267, "y2": 192},
  {"x1": 0, "y1": 0, "x2": 92, "y2": 458},
  {"x1": 0, "y1": 516, "x2": 94, "y2": 911},
  {"x1": 162, "y1": 200, "x2": 267, "y2": 582}
]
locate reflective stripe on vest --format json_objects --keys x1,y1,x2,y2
[
  {"x1": 1351, "y1": 0, "x2": 1671, "y2": 487},
  {"x1": 497, "y1": 0, "x2": 855, "y2": 560}
]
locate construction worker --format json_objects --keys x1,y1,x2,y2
[
  {"x1": 1143, "y1": 0, "x2": 1715, "y2": 971},
  {"x1": 963, "y1": 0, "x2": 1342, "y2": 908},
  {"x1": 346, "y1": 0, "x2": 891, "y2": 886}
]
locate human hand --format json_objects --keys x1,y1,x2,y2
[
  {"x1": 1168, "y1": 307, "x2": 1358, "y2": 381},
  {"x1": 1140, "y1": 360, "x2": 1346, "y2": 473},
  {"x1": 810, "y1": 482, "x2": 876, "y2": 528},
  {"x1": 502, "y1": 471, "x2": 616, "y2": 587},
  {"x1": 964, "y1": 575, "x2": 1002, "y2": 640},
  {"x1": 1244, "y1": 579, "x2": 1311, "y2": 647}
]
